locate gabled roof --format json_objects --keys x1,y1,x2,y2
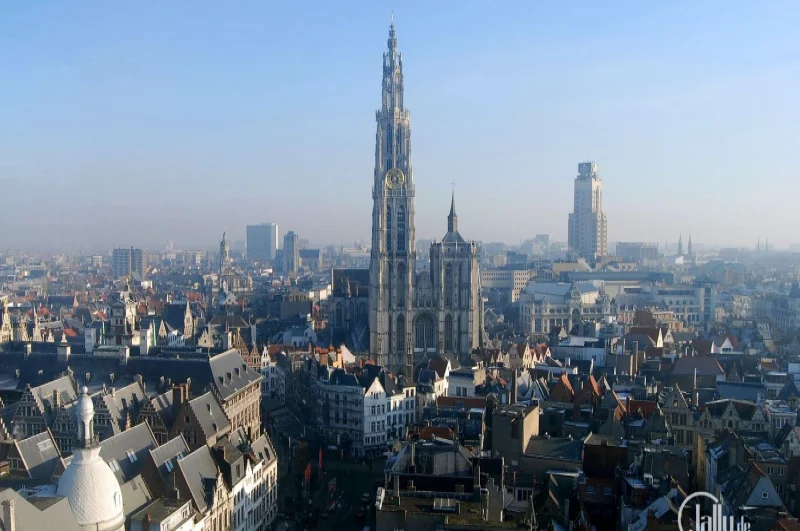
[
  {"x1": 671, "y1": 355, "x2": 724, "y2": 376},
  {"x1": 189, "y1": 392, "x2": 231, "y2": 440},
  {"x1": 97, "y1": 381, "x2": 147, "y2": 436},
  {"x1": 177, "y1": 445, "x2": 221, "y2": 513},
  {"x1": 0, "y1": 488, "x2": 82, "y2": 531},
  {"x1": 704, "y1": 399, "x2": 759, "y2": 421},
  {"x1": 209, "y1": 349, "x2": 262, "y2": 401},
  {"x1": 12, "y1": 430, "x2": 62, "y2": 480},
  {"x1": 149, "y1": 434, "x2": 190, "y2": 481},
  {"x1": 99, "y1": 422, "x2": 158, "y2": 483}
]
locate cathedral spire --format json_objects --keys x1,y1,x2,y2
[{"x1": 448, "y1": 191, "x2": 458, "y2": 233}]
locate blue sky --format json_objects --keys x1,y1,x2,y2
[{"x1": 1, "y1": 2, "x2": 798, "y2": 250}]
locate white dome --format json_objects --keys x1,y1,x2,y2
[{"x1": 57, "y1": 446, "x2": 125, "y2": 531}]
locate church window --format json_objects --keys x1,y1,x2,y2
[
  {"x1": 414, "y1": 314, "x2": 435, "y2": 350},
  {"x1": 397, "y1": 316, "x2": 405, "y2": 351},
  {"x1": 335, "y1": 303, "x2": 343, "y2": 327},
  {"x1": 445, "y1": 264, "x2": 454, "y2": 306},
  {"x1": 397, "y1": 262, "x2": 406, "y2": 306},
  {"x1": 444, "y1": 314, "x2": 453, "y2": 350},
  {"x1": 397, "y1": 207, "x2": 406, "y2": 251}
]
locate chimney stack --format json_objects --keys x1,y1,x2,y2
[{"x1": 2, "y1": 499, "x2": 15, "y2": 531}]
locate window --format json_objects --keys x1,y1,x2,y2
[
  {"x1": 108, "y1": 459, "x2": 121, "y2": 472},
  {"x1": 126, "y1": 449, "x2": 137, "y2": 463},
  {"x1": 165, "y1": 460, "x2": 173, "y2": 472}
]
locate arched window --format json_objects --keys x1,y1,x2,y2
[
  {"x1": 445, "y1": 264, "x2": 454, "y2": 306},
  {"x1": 387, "y1": 126, "x2": 393, "y2": 159},
  {"x1": 358, "y1": 302, "x2": 367, "y2": 320},
  {"x1": 414, "y1": 315, "x2": 434, "y2": 351},
  {"x1": 457, "y1": 314, "x2": 463, "y2": 353},
  {"x1": 397, "y1": 315, "x2": 405, "y2": 351},
  {"x1": 397, "y1": 262, "x2": 406, "y2": 306},
  {"x1": 397, "y1": 207, "x2": 406, "y2": 251},
  {"x1": 444, "y1": 314, "x2": 453, "y2": 351}
]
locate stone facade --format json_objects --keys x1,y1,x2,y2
[
  {"x1": 367, "y1": 23, "x2": 482, "y2": 377},
  {"x1": 568, "y1": 161, "x2": 608, "y2": 260}
]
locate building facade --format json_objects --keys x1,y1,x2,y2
[
  {"x1": 112, "y1": 247, "x2": 146, "y2": 279},
  {"x1": 568, "y1": 162, "x2": 608, "y2": 260},
  {"x1": 368, "y1": 23, "x2": 483, "y2": 377},
  {"x1": 246, "y1": 223, "x2": 278, "y2": 261},
  {"x1": 283, "y1": 231, "x2": 299, "y2": 275}
]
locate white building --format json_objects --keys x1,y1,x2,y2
[
  {"x1": 519, "y1": 281, "x2": 613, "y2": 335},
  {"x1": 317, "y1": 367, "x2": 417, "y2": 457},
  {"x1": 227, "y1": 428, "x2": 279, "y2": 531},
  {"x1": 762, "y1": 400, "x2": 797, "y2": 439},
  {"x1": 480, "y1": 269, "x2": 532, "y2": 303},
  {"x1": 363, "y1": 378, "x2": 388, "y2": 454},
  {"x1": 567, "y1": 162, "x2": 607, "y2": 260},
  {"x1": 260, "y1": 350, "x2": 286, "y2": 402}
]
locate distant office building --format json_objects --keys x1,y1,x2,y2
[
  {"x1": 568, "y1": 161, "x2": 608, "y2": 260},
  {"x1": 112, "y1": 247, "x2": 146, "y2": 279},
  {"x1": 616, "y1": 242, "x2": 659, "y2": 263},
  {"x1": 299, "y1": 248, "x2": 321, "y2": 272},
  {"x1": 247, "y1": 223, "x2": 279, "y2": 260},
  {"x1": 283, "y1": 231, "x2": 299, "y2": 274}
]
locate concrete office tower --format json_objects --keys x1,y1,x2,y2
[
  {"x1": 568, "y1": 161, "x2": 608, "y2": 260},
  {"x1": 247, "y1": 223, "x2": 279, "y2": 260},
  {"x1": 111, "y1": 247, "x2": 146, "y2": 279},
  {"x1": 283, "y1": 231, "x2": 299, "y2": 275}
]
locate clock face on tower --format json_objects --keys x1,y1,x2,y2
[{"x1": 385, "y1": 168, "x2": 405, "y2": 189}]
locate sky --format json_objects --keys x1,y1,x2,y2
[{"x1": 1, "y1": 2, "x2": 799, "y2": 251}]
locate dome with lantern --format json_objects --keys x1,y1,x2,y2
[{"x1": 56, "y1": 386, "x2": 125, "y2": 531}]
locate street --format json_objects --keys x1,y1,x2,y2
[{"x1": 271, "y1": 429, "x2": 385, "y2": 531}]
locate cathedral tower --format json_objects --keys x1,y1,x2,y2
[{"x1": 369, "y1": 20, "x2": 416, "y2": 376}]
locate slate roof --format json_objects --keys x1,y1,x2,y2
[
  {"x1": 189, "y1": 392, "x2": 231, "y2": 440},
  {"x1": 525, "y1": 437, "x2": 584, "y2": 461},
  {"x1": 209, "y1": 349, "x2": 262, "y2": 400},
  {"x1": 717, "y1": 381, "x2": 767, "y2": 402},
  {"x1": 671, "y1": 355, "x2": 724, "y2": 376},
  {"x1": 0, "y1": 488, "x2": 82, "y2": 531},
  {"x1": 97, "y1": 381, "x2": 147, "y2": 436},
  {"x1": 177, "y1": 445, "x2": 220, "y2": 513},
  {"x1": 98, "y1": 422, "x2": 158, "y2": 483},
  {"x1": 13, "y1": 430, "x2": 62, "y2": 480},
  {"x1": 149, "y1": 435, "x2": 190, "y2": 481},
  {"x1": 119, "y1": 475, "x2": 153, "y2": 518}
]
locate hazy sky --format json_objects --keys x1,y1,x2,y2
[{"x1": 2, "y1": 2, "x2": 799, "y2": 251}]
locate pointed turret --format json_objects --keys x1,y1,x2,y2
[
  {"x1": 678, "y1": 234, "x2": 683, "y2": 256},
  {"x1": 447, "y1": 191, "x2": 458, "y2": 233},
  {"x1": 687, "y1": 233, "x2": 693, "y2": 256}
]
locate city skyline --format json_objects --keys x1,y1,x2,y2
[{"x1": 2, "y1": 2, "x2": 799, "y2": 250}]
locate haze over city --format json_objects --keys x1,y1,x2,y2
[{"x1": 2, "y1": 1, "x2": 798, "y2": 250}]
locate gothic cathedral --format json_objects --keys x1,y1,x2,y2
[{"x1": 368, "y1": 22, "x2": 483, "y2": 378}]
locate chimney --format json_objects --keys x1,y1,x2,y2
[
  {"x1": 52, "y1": 389, "x2": 60, "y2": 410},
  {"x1": 409, "y1": 441, "x2": 416, "y2": 473},
  {"x1": 393, "y1": 473, "x2": 400, "y2": 498},
  {"x1": 172, "y1": 385, "x2": 185, "y2": 418},
  {"x1": 2, "y1": 499, "x2": 15, "y2": 531},
  {"x1": 143, "y1": 513, "x2": 151, "y2": 531},
  {"x1": 510, "y1": 371, "x2": 518, "y2": 404}
]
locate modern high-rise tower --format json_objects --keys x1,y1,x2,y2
[
  {"x1": 567, "y1": 161, "x2": 608, "y2": 260},
  {"x1": 247, "y1": 223, "x2": 279, "y2": 260}
]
